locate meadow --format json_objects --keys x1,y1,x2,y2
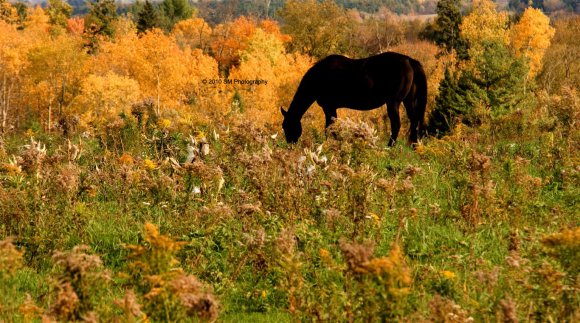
[
  {"x1": 0, "y1": 0, "x2": 579, "y2": 321},
  {"x1": 1, "y1": 92, "x2": 578, "y2": 321}
]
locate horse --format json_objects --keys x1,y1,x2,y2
[{"x1": 281, "y1": 52, "x2": 427, "y2": 147}]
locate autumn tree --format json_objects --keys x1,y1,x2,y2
[
  {"x1": 172, "y1": 17, "x2": 212, "y2": 52},
  {"x1": 346, "y1": 8, "x2": 405, "y2": 57},
  {"x1": 0, "y1": 0, "x2": 17, "y2": 24},
  {"x1": 75, "y1": 72, "x2": 141, "y2": 122},
  {"x1": 278, "y1": 0, "x2": 351, "y2": 58},
  {"x1": 428, "y1": 0, "x2": 530, "y2": 134},
  {"x1": 510, "y1": 7, "x2": 555, "y2": 79},
  {"x1": 137, "y1": 0, "x2": 160, "y2": 34},
  {"x1": 461, "y1": 0, "x2": 510, "y2": 56},
  {"x1": 25, "y1": 34, "x2": 87, "y2": 131},
  {"x1": 229, "y1": 27, "x2": 313, "y2": 125},
  {"x1": 537, "y1": 16, "x2": 580, "y2": 93},
  {"x1": 0, "y1": 21, "x2": 26, "y2": 132},
  {"x1": 211, "y1": 16, "x2": 257, "y2": 70}
]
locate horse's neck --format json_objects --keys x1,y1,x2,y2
[{"x1": 287, "y1": 92, "x2": 314, "y2": 120}]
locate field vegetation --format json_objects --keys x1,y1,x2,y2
[{"x1": 0, "y1": 0, "x2": 578, "y2": 321}]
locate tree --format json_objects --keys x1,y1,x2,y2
[
  {"x1": 229, "y1": 28, "x2": 313, "y2": 125},
  {"x1": 432, "y1": 0, "x2": 468, "y2": 58},
  {"x1": 211, "y1": 16, "x2": 257, "y2": 69},
  {"x1": 537, "y1": 16, "x2": 580, "y2": 93},
  {"x1": 137, "y1": 0, "x2": 160, "y2": 34},
  {"x1": 0, "y1": 0, "x2": 17, "y2": 24},
  {"x1": 429, "y1": 40, "x2": 529, "y2": 134},
  {"x1": 159, "y1": 0, "x2": 193, "y2": 31},
  {"x1": 75, "y1": 72, "x2": 141, "y2": 121},
  {"x1": 25, "y1": 34, "x2": 87, "y2": 131},
  {"x1": 278, "y1": 0, "x2": 350, "y2": 58},
  {"x1": 347, "y1": 8, "x2": 405, "y2": 57},
  {"x1": 510, "y1": 7, "x2": 555, "y2": 79},
  {"x1": 461, "y1": 0, "x2": 510, "y2": 55},
  {"x1": 0, "y1": 21, "x2": 26, "y2": 132},
  {"x1": 172, "y1": 17, "x2": 212, "y2": 52},
  {"x1": 84, "y1": 0, "x2": 118, "y2": 52},
  {"x1": 47, "y1": 0, "x2": 73, "y2": 30}
]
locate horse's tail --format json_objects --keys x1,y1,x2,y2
[{"x1": 411, "y1": 59, "x2": 428, "y2": 136}]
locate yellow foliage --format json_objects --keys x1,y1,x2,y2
[
  {"x1": 0, "y1": 0, "x2": 18, "y2": 24},
  {"x1": 510, "y1": 8, "x2": 555, "y2": 78},
  {"x1": 24, "y1": 5, "x2": 50, "y2": 35},
  {"x1": 461, "y1": 0, "x2": 509, "y2": 58},
  {"x1": 229, "y1": 30, "x2": 313, "y2": 127},
  {"x1": 76, "y1": 72, "x2": 141, "y2": 121}
]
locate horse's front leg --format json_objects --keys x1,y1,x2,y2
[{"x1": 386, "y1": 101, "x2": 401, "y2": 147}]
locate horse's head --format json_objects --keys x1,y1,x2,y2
[{"x1": 281, "y1": 107, "x2": 302, "y2": 144}]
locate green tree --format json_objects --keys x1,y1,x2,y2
[
  {"x1": 137, "y1": 0, "x2": 160, "y2": 34},
  {"x1": 84, "y1": 0, "x2": 118, "y2": 52},
  {"x1": 159, "y1": 0, "x2": 193, "y2": 31},
  {"x1": 47, "y1": 0, "x2": 73, "y2": 29},
  {"x1": 432, "y1": 0, "x2": 468, "y2": 58},
  {"x1": 429, "y1": 41, "x2": 529, "y2": 135}
]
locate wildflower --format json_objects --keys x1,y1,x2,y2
[
  {"x1": 414, "y1": 142, "x2": 426, "y2": 155},
  {"x1": 19, "y1": 294, "x2": 42, "y2": 321},
  {"x1": 366, "y1": 212, "x2": 381, "y2": 224},
  {"x1": 319, "y1": 248, "x2": 331, "y2": 261},
  {"x1": 24, "y1": 128, "x2": 35, "y2": 137},
  {"x1": 119, "y1": 153, "x2": 134, "y2": 165},
  {"x1": 441, "y1": 270, "x2": 456, "y2": 279},
  {"x1": 143, "y1": 159, "x2": 157, "y2": 171},
  {"x1": 158, "y1": 118, "x2": 171, "y2": 129}
]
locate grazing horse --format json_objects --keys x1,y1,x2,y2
[{"x1": 281, "y1": 52, "x2": 427, "y2": 146}]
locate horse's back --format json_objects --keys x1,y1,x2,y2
[{"x1": 305, "y1": 52, "x2": 417, "y2": 109}]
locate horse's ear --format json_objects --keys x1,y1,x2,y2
[{"x1": 280, "y1": 107, "x2": 287, "y2": 116}]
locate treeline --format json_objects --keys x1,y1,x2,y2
[{"x1": 0, "y1": 0, "x2": 578, "y2": 136}]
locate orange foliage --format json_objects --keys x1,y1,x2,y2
[
  {"x1": 211, "y1": 16, "x2": 257, "y2": 68},
  {"x1": 172, "y1": 18, "x2": 212, "y2": 52},
  {"x1": 259, "y1": 19, "x2": 292, "y2": 43},
  {"x1": 66, "y1": 17, "x2": 84, "y2": 35}
]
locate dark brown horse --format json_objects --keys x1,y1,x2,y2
[{"x1": 281, "y1": 52, "x2": 427, "y2": 146}]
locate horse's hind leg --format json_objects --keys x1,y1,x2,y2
[
  {"x1": 324, "y1": 108, "x2": 337, "y2": 128},
  {"x1": 386, "y1": 101, "x2": 401, "y2": 147},
  {"x1": 403, "y1": 94, "x2": 418, "y2": 145}
]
